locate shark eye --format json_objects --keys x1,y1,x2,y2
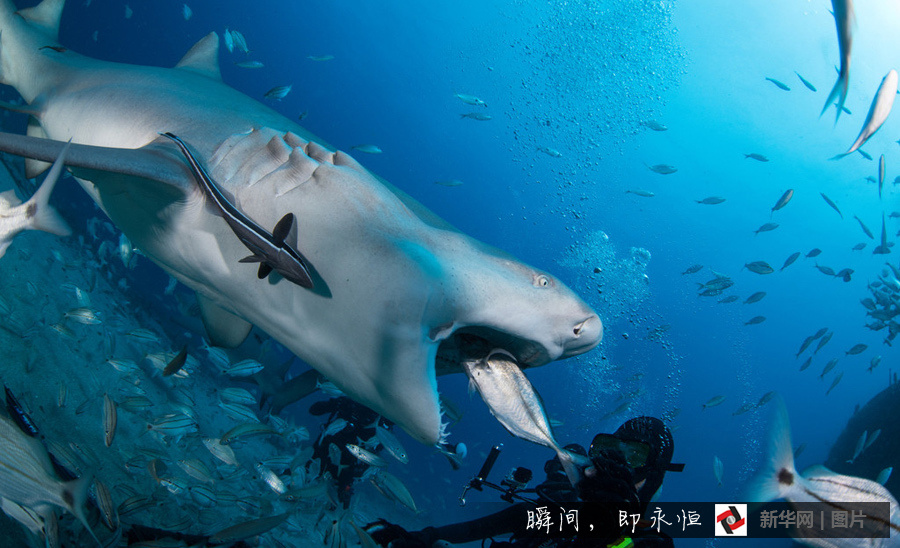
[{"x1": 534, "y1": 274, "x2": 552, "y2": 288}]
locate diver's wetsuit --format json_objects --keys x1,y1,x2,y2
[{"x1": 310, "y1": 397, "x2": 390, "y2": 508}]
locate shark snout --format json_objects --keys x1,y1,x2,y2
[{"x1": 565, "y1": 314, "x2": 602, "y2": 356}]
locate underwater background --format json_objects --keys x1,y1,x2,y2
[{"x1": 2, "y1": 0, "x2": 900, "y2": 546}]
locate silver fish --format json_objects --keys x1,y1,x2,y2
[
  {"x1": 322, "y1": 418, "x2": 348, "y2": 439},
  {"x1": 771, "y1": 189, "x2": 793, "y2": 212},
  {"x1": 351, "y1": 144, "x2": 383, "y2": 154},
  {"x1": 463, "y1": 349, "x2": 588, "y2": 485},
  {"x1": 255, "y1": 463, "x2": 286, "y2": 494},
  {"x1": 781, "y1": 252, "x2": 801, "y2": 271},
  {"x1": 626, "y1": 189, "x2": 654, "y2": 198},
  {"x1": 223, "y1": 358, "x2": 264, "y2": 377},
  {"x1": 208, "y1": 513, "x2": 290, "y2": 545},
  {"x1": 750, "y1": 398, "x2": 900, "y2": 546},
  {"x1": 229, "y1": 29, "x2": 249, "y2": 54},
  {"x1": 648, "y1": 164, "x2": 677, "y2": 174},
  {"x1": 454, "y1": 93, "x2": 486, "y2": 107},
  {"x1": 202, "y1": 437, "x2": 239, "y2": 466},
  {"x1": 836, "y1": 70, "x2": 897, "y2": 157},
  {"x1": 820, "y1": 193, "x2": 843, "y2": 218},
  {"x1": 93, "y1": 479, "x2": 118, "y2": 531},
  {"x1": 713, "y1": 455, "x2": 724, "y2": 487},
  {"x1": 765, "y1": 77, "x2": 790, "y2": 91},
  {"x1": 795, "y1": 72, "x2": 817, "y2": 92},
  {"x1": 102, "y1": 394, "x2": 116, "y2": 447},
  {"x1": 220, "y1": 422, "x2": 280, "y2": 445},
  {"x1": 346, "y1": 444, "x2": 388, "y2": 468},
  {"x1": 64, "y1": 307, "x2": 102, "y2": 325},
  {"x1": 744, "y1": 292, "x2": 766, "y2": 304},
  {"x1": 375, "y1": 425, "x2": 408, "y2": 464},
  {"x1": 178, "y1": 459, "x2": 214, "y2": 483},
  {"x1": 371, "y1": 470, "x2": 417, "y2": 512},
  {"x1": 263, "y1": 84, "x2": 292, "y2": 101},
  {"x1": 695, "y1": 196, "x2": 726, "y2": 205},
  {"x1": 0, "y1": 415, "x2": 96, "y2": 541}
]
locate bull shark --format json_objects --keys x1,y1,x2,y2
[{"x1": 0, "y1": 0, "x2": 602, "y2": 444}]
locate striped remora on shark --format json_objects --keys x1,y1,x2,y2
[{"x1": 160, "y1": 132, "x2": 314, "y2": 289}]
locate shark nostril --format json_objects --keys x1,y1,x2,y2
[{"x1": 573, "y1": 320, "x2": 585, "y2": 336}]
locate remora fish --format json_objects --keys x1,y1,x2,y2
[
  {"x1": 0, "y1": 140, "x2": 71, "y2": 257},
  {"x1": 463, "y1": 349, "x2": 589, "y2": 486},
  {"x1": 834, "y1": 69, "x2": 898, "y2": 158},
  {"x1": 822, "y1": 0, "x2": 855, "y2": 123},
  {"x1": 879, "y1": 155, "x2": 886, "y2": 199},
  {"x1": 748, "y1": 398, "x2": 900, "y2": 545},
  {"x1": 162, "y1": 133, "x2": 314, "y2": 289},
  {"x1": 0, "y1": 6, "x2": 601, "y2": 445}
]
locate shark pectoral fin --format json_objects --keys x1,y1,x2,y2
[
  {"x1": 25, "y1": 117, "x2": 51, "y2": 179},
  {"x1": 257, "y1": 263, "x2": 273, "y2": 279},
  {"x1": 174, "y1": 32, "x2": 222, "y2": 82},
  {"x1": 238, "y1": 255, "x2": 263, "y2": 263},
  {"x1": 196, "y1": 293, "x2": 252, "y2": 348},
  {"x1": 0, "y1": 133, "x2": 194, "y2": 196},
  {"x1": 269, "y1": 369, "x2": 323, "y2": 414},
  {"x1": 272, "y1": 213, "x2": 294, "y2": 245}
]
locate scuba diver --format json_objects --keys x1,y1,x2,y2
[
  {"x1": 366, "y1": 416, "x2": 684, "y2": 548},
  {"x1": 310, "y1": 396, "x2": 392, "y2": 509}
]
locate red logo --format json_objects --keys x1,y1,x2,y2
[{"x1": 715, "y1": 504, "x2": 747, "y2": 536}]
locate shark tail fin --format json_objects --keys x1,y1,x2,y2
[
  {"x1": 745, "y1": 396, "x2": 802, "y2": 502},
  {"x1": 26, "y1": 140, "x2": 70, "y2": 237},
  {"x1": 821, "y1": 71, "x2": 849, "y2": 125},
  {"x1": 62, "y1": 475, "x2": 100, "y2": 546}
]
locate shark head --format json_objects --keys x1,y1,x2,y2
[{"x1": 428, "y1": 234, "x2": 603, "y2": 370}]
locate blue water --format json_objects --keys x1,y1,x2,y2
[{"x1": 4, "y1": 0, "x2": 900, "y2": 546}]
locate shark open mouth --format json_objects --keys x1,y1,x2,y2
[{"x1": 434, "y1": 327, "x2": 549, "y2": 376}]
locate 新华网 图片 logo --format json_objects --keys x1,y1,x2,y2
[{"x1": 715, "y1": 504, "x2": 747, "y2": 536}]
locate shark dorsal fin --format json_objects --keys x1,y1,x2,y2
[
  {"x1": 272, "y1": 213, "x2": 294, "y2": 245},
  {"x1": 175, "y1": 32, "x2": 222, "y2": 81},
  {"x1": 16, "y1": 0, "x2": 64, "y2": 41}
]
